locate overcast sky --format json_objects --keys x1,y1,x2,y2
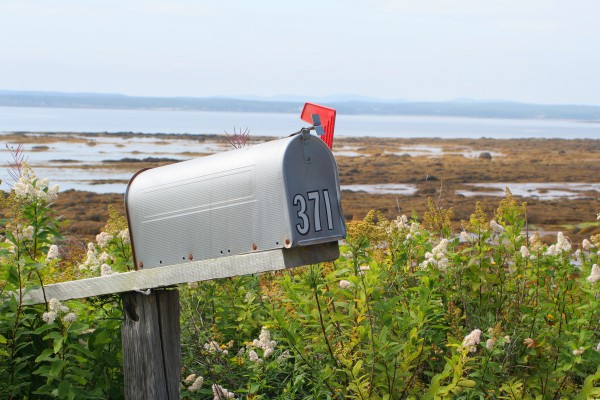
[{"x1": 1, "y1": 0, "x2": 599, "y2": 105}]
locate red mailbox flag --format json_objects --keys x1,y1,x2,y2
[{"x1": 301, "y1": 103, "x2": 336, "y2": 149}]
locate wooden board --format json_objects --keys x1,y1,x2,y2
[{"x1": 23, "y1": 242, "x2": 339, "y2": 304}]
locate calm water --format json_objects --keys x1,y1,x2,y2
[{"x1": 1, "y1": 106, "x2": 600, "y2": 138}]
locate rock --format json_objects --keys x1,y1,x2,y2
[{"x1": 479, "y1": 152, "x2": 492, "y2": 160}]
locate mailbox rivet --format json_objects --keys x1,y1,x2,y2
[
  {"x1": 188, "y1": 253, "x2": 193, "y2": 261},
  {"x1": 139, "y1": 261, "x2": 144, "y2": 269},
  {"x1": 285, "y1": 239, "x2": 291, "y2": 246},
  {"x1": 252, "y1": 243, "x2": 257, "y2": 251}
]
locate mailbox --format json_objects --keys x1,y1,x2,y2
[{"x1": 125, "y1": 129, "x2": 346, "y2": 270}]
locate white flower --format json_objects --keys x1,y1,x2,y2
[
  {"x1": 460, "y1": 231, "x2": 469, "y2": 241},
  {"x1": 486, "y1": 338, "x2": 497, "y2": 350},
  {"x1": 22, "y1": 225, "x2": 35, "y2": 240},
  {"x1": 212, "y1": 384, "x2": 235, "y2": 399},
  {"x1": 359, "y1": 265, "x2": 370, "y2": 275},
  {"x1": 504, "y1": 335, "x2": 511, "y2": 344},
  {"x1": 98, "y1": 251, "x2": 111, "y2": 262},
  {"x1": 250, "y1": 326, "x2": 277, "y2": 360},
  {"x1": 49, "y1": 298, "x2": 69, "y2": 313},
  {"x1": 117, "y1": 229, "x2": 130, "y2": 244},
  {"x1": 339, "y1": 280, "x2": 352, "y2": 289},
  {"x1": 461, "y1": 329, "x2": 482, "y2": 353},
  {"x1": 432, "y1": 239, "x2": 448, "y2": 258},
  {"x1": 490, "y1": 220, "x2": 504, "y2": 234},
  {"x1": 204, "y1": 340, "x2": 223, "y2": 353},
  {"x1": 556, "y1": 232, "x2": 571, "y2": 252},
  {"x1": 595, "y1": 342, "x2": 600, "y2": 352},
  {"x1": 101, "y1": 264, "x2": 114, "y2": 276},
  {"x1": 96, "y1": 232, "x2": 113, "y2": 248},
  {"x1": 582, "y1": 239, "x2": 593, "y2": 251},
  {"x1": 188, "y1": 376, "x2": 204, "y2": 392},
  {"x1": 520, "y1": 246, "x2": 529, "y2": 258},
  {"x1": 12, "y1": 162, "x2": 59, "y2": 203},
  {"x1": 184, "y1": 374, "x2": 196, "y2": 385},
  {"x1": 572, "y1": 347, "x2": 585, "y2": 356},
  {"x1": 545, "y1": 245, "x2": 559, "y2": 256},
  {"x1": 437, "y1": 258, "x2": 449, "y2": 271},
  {"x1": 62, "y1": 312, "x2": 77, "y2": 323},
  {"x1": 46, "y1": 245, "x2": 59, "y2": 262},
  {"x1": 249, "y1": 350, "x2": 262, "y2": 363},
  {"x1": 42, "y1": 311, "x2": 57, "y2": 324},
  {"x1": 587, "y1": 264, "x2": 600, "y2": 283},
  {"x1": 84, "y1": 250, "x2": 100, "y2": 271}
]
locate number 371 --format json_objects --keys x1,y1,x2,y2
[{"x1": 293, "y1": 189, "x2": 334, "y2": 235}]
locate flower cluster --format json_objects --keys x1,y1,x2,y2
[
  {"x1": 247, "y1": 326, "x2": 277, "y2": 363},
  {"x1": 96, "y1": 232, "x2": 113, "y2": 248},
  {"x1": 587, "y1": 264, "x2": 600, "y2": 284},
  {"x1": 42, "y1": 298, "x2": 76, "y2": 324},
  {"x1": 117, "y1": 228, "x2": 130, "y2": 244},
  {"x1": 12, "y1": 162, "x2": 59, "y2": 204},
  {"x1": 101, "y1": 264, "x2": 115, "y2": 276},
  {"x1": 45, "y1": 244, "x2": 59, "y2": 262},
  {"x1": 484, "y1": 326, "x2": 511, "y2": 350},
  {"x1": 489, "y1": 220, "x2": 504, "y2": 235},
  {"x1": 212, "y1": 384, "x2": 235, "y2": 399},
  {"x1": 572, "y1": 347, "x2": 585, "y2": 356},
  {"x1": 204, "y1": 340, "x2": 228, "y2": 355},
  {"x1": 339, "y1": 279, "x2": 352, "y2": 289},
  {"x1": 545, "y1": 232, "x2": 572, "y2": 256},
  {"x1": 460, "y1": 329, "x2": 481, "y2": 353},
  {"x1": 80, "y1": 243, "x2": 100, "y2": 271},
  {"x1": 185, "y1": 374, "x2": 204, "y2": 392},
  {"x1": 423, "y1": 238, "x2": 449, "y2": 271}
]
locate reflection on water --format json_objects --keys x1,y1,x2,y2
[
  {"x1": 384, "y1": 145, "x2": 503, "y2": 159},
  {"x1": 341, "y1": 184, "x2": 418, "y2": 195},
  {"x1": 457, "y1": 183, "x2": 600, "y2": 200}
]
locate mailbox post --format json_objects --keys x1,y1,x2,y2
[{"x1": 22, "y1": 103, "x2": 346, "y2": 399}]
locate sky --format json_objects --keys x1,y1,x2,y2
[{"x1": 1, "y1": 0, "x2": 599, "y2": 105}]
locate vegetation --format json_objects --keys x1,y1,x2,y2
[{"x1": 1, "y1": 163, "x2": 599, "y2": 399}]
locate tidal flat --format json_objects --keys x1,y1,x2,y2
[{"x1": 1, "y1": 131, "x2": 599, "y2": 244}]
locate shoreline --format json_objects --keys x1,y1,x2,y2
[{"x1": 1, "y1": 132, "x2": 599, "y2": 244}]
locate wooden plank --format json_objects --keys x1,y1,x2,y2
[
  {"x1": 121, "y1": 289, "x2": 180, "y2": 400},
  {"x1": 23, "y1": 242, "x2": 339, "y2": 304}
]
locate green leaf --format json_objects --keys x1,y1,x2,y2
[
  {"x1": 35, "y1": 348, "x2": 56, "y2": 363},
  {"x1": 58, "y1": 381, "x2": 76, "y2": 400}
]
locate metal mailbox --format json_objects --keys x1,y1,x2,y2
[{"x1": 125, "y1": 130, "x2": 346, "y2": 270}]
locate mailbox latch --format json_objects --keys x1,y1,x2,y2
[
  {"x1": 302, "y1": 128, "x2": 312, "y2": 163},
  {"x1": 294, "y1": 113, "x2": 325, "y2": 164}
]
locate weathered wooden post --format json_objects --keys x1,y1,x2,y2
[
  {"x1": 121, "y1": 289, "x2": 180, "y2": 399},
  {"x1": 24, "y1": 103, "x2": 344, "y2": 400}
]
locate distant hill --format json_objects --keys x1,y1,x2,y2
[{"x1": 1, "y1": 90, "x2": 599, "y2": 121}]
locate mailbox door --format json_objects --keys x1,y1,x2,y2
[{"x1": 283, "y1": 134, "x2": 346, "y2": 246}]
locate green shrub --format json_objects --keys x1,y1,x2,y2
[{"x1": 1, "y1": 164, "x2": 599, "y2": 399}]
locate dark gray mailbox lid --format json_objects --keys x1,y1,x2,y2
[{"x1": 125, "y1": 133, "x2": 346, "y2": 270}]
